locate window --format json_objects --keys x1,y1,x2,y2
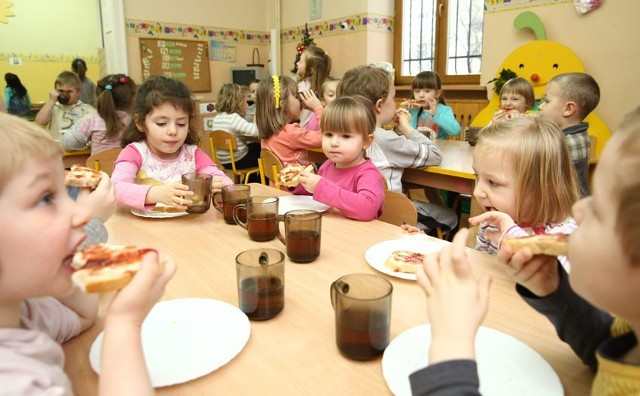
[{"x1": 394, "y1": 0, "x2": 484, "y2": 85}]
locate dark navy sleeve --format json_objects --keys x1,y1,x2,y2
[{"x1": 409, "y1": 360, "x2": 480, "y2": 396}]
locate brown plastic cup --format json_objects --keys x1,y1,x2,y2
[
  {"x1": 276, "y1": 209, "x2": 322, "y2": 263},
  {"x1": 212, "y1": 184, "x2": 251, "y2": 224},
  {"x1": 233, "y1": 196, "x2": 279, "y2": 242},
  {"x1": 236, "y1": 248, "x2": 285, "y2": 320},
  {"x1": 181, "y1": 173, "x2": 212, "y2": 214}
]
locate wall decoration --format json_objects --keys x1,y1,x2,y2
[
  {"x1": 280, "y1": 14, "x2": 394, "y2": 44},
  {"x1": 0, "y1": 0, "x2": 15, "y2": 23},
  {"x1": 574, "y1": 0, "x2": 601, "y2": 14},
  {"x1": 310, "y1": 0, "x2": 322, "y2": 20},
  {"x1": 210, "y1": 40, "x2": 237, "y2": 62},
  {"x1": 484, "y1": 0, "x2": 572, "y2": 13},
  {"x1": 126, "y1": 19, "x2": 270, "y2": 45},
  {"x1": 0, "y1": 53, "x2": 99, "y2": 63}
]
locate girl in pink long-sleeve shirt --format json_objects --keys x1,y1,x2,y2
[
  {"x1": 257, "y1": 75, "x2": 323, "y2": 167},
  {"x1": 294, "y1": 96, "x2": 384, "y2": 221},
  {"x1": 112, "y1": 76, "x2": 232, "y2": 210}
]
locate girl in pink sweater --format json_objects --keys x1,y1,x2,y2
[
  {"x1": 112, "y1": 76, "x2": 232, "y2": 210},
  {"x1": 294, "y1": 95, "x2": 384, "y2": 221},
  {"x1": 257, "y1": 75, "x2": 323, "y2": 167}
]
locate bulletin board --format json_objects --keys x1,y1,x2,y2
[{"x1": 139, "y1": 38, "x2": 211, "y2": 93}]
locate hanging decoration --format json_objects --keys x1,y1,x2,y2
[{"x1": 290, "y1": 23, "x2": 314, "y2": 74}]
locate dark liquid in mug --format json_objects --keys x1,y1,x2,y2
[
  {"x1": 336, "y1": 308, "x2": 390, "y2": 360},
  {"x1": 239, "y1": 276, "x2": 284, "y2": 320},
  {"x1": 224, "y1": 200, "x2": 246, "y2": 224},
  {"x1": 247, "y1": 214, "x2": 277, "y2": 241},
  {"x1": 287, "y1": 230, "x2": 320, "y2": 263}
]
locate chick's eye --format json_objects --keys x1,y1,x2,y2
[
  {"x1": 552, "y1": 63, "x2": 559, "y2": 69},
  {"x1": 519, "y1": 64, "x2": 525, "y2": 69}
]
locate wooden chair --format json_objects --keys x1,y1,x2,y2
[
  {"x1": 257, "y1": 149, "x2": 284, "y2": 188},
  {"x1": 379, "y1": 190, "x2": 418, "y2": 227},
  {"x1": 85, "y1": 148, "x2": 122, "y2": 176},
  {"x1": 208, "y1": 130, "x2": 260, "y2": 184}
]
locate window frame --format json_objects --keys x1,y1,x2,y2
[{"x1": 394, "y1": 0, "x2": 481, "y2": 86}]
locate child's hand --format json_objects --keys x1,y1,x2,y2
[
  {"x1": 497, "y1": 244, "x2": 560, "y2": 297},
  {"x1": 299, "y1": 90, "x2": 323, "y2": 111},
  {"x1": 210, "y1": 176, "x2": 228, "y2": 194},
  {"x1": 395, "y1": 108, "x2": 413, "y2": 135},
  {"x1": 401, "y1": 223, "x2": 423, "y2": 235},
  {"x1": 105, "y1": 252, "x2": 176, "y2": 327},
  {"x1": 48, "y1": 89, "x2": 60, "y2": 103},
  {"x1": 492, "y1": 109, "x2": 521, "y2": 123},
  {"x1": 416, "y1": 229, "x2": 492, "y2": 363},
  {"x1": 147, "y1": 182, "x2": 193, "y2": 209},
  {"x1": 425, "y1": 97, "x2": 438, "y2": 116},
  {"x1": 469, "y1": 211, "x2": 516, "y2": 246},
  {"x1": 298, "y1": 169, "x2": 321, "y2": 193},
  {"x1": 75, "y1": 172, "x2": 116, "y2": 222}
]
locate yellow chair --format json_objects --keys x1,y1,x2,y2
[
  {"x1": 208, "y1": 130, "x2": 260, "y2": 184},
  {"x1": 257, "y1": 149, "x2": 284, "y2": 188},
  {"x1": 85, "y1": 148, "x2": 122, "y2": 176},
  {"x1": 379, "y1": 190, "x2": 418, "y2": 227}
]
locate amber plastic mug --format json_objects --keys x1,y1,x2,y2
[
  {"x1": 181, "y1": 173, "x2": 212, "y2": 214},
  {"x1": 330, "y1": 273, "x2": 393, "y2": 360},
  {"x1": 233, "y1": 196, "x2": 279, "y2": 241},
  {"x1": 212, "y1": 184, "x2": 251, "y2": 224},
  {"x1": 236, "y1": 248, "x2": 285, "y2": 320},
  {"x1": 276, "y1": 209, "x2": 322, "y2": 263}
]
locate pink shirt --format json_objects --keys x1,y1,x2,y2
[
  {"x1": 61, "y1": 110, "x2": 131, "y2": 155},
  {"x1": 261, "y1": 107, "x2": 324, "y2": 167},
  {"x1": 293, "y1": 159, "x2": 384, "y2": 221},
  {"x1": 0, "y1": 298, "x2": 82, "y2": 395},
  {"x1": 112, "y1": 141, "x2": 232, "y2": 209}
]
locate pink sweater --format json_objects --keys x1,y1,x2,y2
[
  {"x1": 112, "y1": 141, "x2": 232, "y2": 209},
  {"x1": 293, "y1": 159, "x2": 384, "y2": 221},
  {"x1": 261, "y1": 108, "x2": 323, "y2": 166}
]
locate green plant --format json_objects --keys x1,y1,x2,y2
[{"x1": 487, "y1": 68, "x2": 517, "y2": 95}]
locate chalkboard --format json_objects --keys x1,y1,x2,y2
[{"x1": 139, "y1": 38, "x2": 211, "y2": 93}]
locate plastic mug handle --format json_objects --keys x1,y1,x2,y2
[
  {"x1": 212, "y1": 191, "x2": 224, "y2": 214},
  {"x1": 330, "y1": 279, "x2": 349, "y2": 310},
  {"x1": 233, "y1": 203, "x2": 248, "y2": 229},
  {"x1": 276, "y1": 214, "x2": 287, "y2": 246}
]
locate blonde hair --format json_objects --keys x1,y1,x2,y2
[
  {"x1": 476, "y1": 116, "x2": 580, "y2": 225},
  {"x1": 550, "y1": 73, "x2": 600, "y2": 120},
  {"x1": 217, "y1": 83, "x2": 245, "y2": 115},
  {"x1": 0, "y1": 113, "x2": 61, "y2": 193},
  {"x1": 301, "y1": 45, "x2": 332, "y2": 92},
  {"x1": 500, "y1": 77, "x2": 535, "y2": 110},
  {"x1": 54, "y1": 71, "x2": 81, "y2": 89},
  {"x1": 612, "y1": 107, "x2": 640, "y2": 265},
  {"x1": 336, "y1": 66, "x2": 391, "y2": 107},
  {"x1": 255, "y1": 75, "x2": 298, "y2": 139},
  {"x1": 321, "y1": 95, "x2": 376, "y2": 141},
  {"x1": 319, "y1": 77, "x2": 340, "y2": 101}
]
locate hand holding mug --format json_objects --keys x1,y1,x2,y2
[{"x1": 146, "y1": 182, "x2": 193, "y2": 210}]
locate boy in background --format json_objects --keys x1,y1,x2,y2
[
  {"x1": 337, "y1": 65, "x2": 458, "y2": 235},
  {"x1": 35, "y1": 71, "x2": 95, "y2": 140},
  {"x1": 539, "y1": 72, "x2": 600, "y2": 196}
]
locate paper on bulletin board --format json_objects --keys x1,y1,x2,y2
[
  {"x1": 210, "y1": 40, "x2": 236, "y2": 62},
  {"x1": 310, "y1": 0, "x2": 322, "y2": 20}
]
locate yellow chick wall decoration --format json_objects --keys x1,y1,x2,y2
[{"x1": 471, "y1": 11, "x2": 610, "y2": 157}]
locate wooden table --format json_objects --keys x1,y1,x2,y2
[{"x1": 62, "y1": 184, "x2": 592, "y2": 395}]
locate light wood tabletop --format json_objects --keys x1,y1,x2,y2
[{"x1": 62, "y1": 183, "x2": 592, "y2": 395}]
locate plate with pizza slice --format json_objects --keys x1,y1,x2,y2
[
  {"x1": 131, "y1": 203, "x2": 189, "y2": 218},
  {"x1": 89, "y1": 298, "x2": 251, "y2": 388},
  {"x1": 364, "y1": 238, "x2": 449, "y2": 280}
]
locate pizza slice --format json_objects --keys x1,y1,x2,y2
[
  {"x1": 65, "y1": 165, "x2": 102, "y2": 188},
  {"x1": 384, "y1": 250, "x2": 426, "y2": 273},
  {"x1": 279, "y1": 164, "x2": 314, "y2": 187},
  {"x1": 71, "y1": 244, "x2": 160, "y2": 293},
  {"x1": 502, "y1": 234, "x2": 569, "y2": 256}
]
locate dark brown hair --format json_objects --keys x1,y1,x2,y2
[{"x1": 96, "y1": 74, "x2": 137, "y2": 140}]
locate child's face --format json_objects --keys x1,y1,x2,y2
[
  {"x1": 500, "y1": 91, "x2": 528, "y2": 113},
  {"x1": 322, "y1": 128, "x2": 373, "y2": 169},
  {"x1": 539, "y1": 82, "x2": 567, "y2": 128},
  {"x1": 248, "y1": 82, "x2": 259, "y2": 103},
  {"x1": 136, "y1": 103, "x2": 190, "y2": 160},
  {"x1": 0, "y1": 157, "x2": 90, "y2": 300},
  {"x1": 472, "y1": 147, "x2": 520, "y2": 221},
  {"x1": 296, "y1": 53, "x2": 308, "y2": 78},
  {"x1": 412, "y1": 88, "x2": 438, "y2": 104},
  {"x1": 286, "y1": 90, "x2": 302, "y2": 122},
  {"x1": 568, "y1": 138, "x2": 636, "y2": 315},
  {"x1": 55, "y1": 83, "x2": 80, "y2": 106},
  {"x1": 377, "y1": 85, "x2": 397, "y2": 127},
  {"x1": 321, "y1": 80, "x2": 339, "y2": 106}
]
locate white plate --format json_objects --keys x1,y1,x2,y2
[
  {"x1": 131, "y1": 204, "x2": 188, "y2": 218},
  {"x1": 382, "y1": 324, "x2": 563, "y2": 396},
  {"x1": 277, "y1": 195, "x2": 330, "y2": 215},
  {"x1": 365, "y1": 239, "x2": 449, "y2": 280},
  {"x1": 89, "y1": 298, "x2": 251, "y2": 388}
]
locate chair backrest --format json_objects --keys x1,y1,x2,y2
[
  {"x1": 208, "y1": 130, "x2": 238, "y2": 169},
  {"x1": 258, "y1": 149, "x2": 284, "y2": 186},
  {"x1": 85, "y1": 148, "x2": 122, "y2": 176},
  {"x1": 379, "y1": 190, "x2": 418, "y2": 227},
  {"x1": 466, "y1": 225, "x2": 479, "y2": 249}
]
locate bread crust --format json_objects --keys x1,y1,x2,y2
[
  {"x1": 65, "y1": 165, "x2": 102, "y2": 188},
  {"x1": 503, "y1": 234, "x2": 569, "y2": 256},
  {"x1": 384, "y1": 250, "x2": 426, "y2": 273},
  {"x1": 279, "y1": 164, "x2": 314, "y2": 187}
]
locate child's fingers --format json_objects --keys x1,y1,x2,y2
[{"x1": 449, "y1": 229, "x2": 472, "y2": 279}]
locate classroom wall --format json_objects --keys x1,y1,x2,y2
[
  {"x1": 481, "y1": 1, "x2": 640, "y2": 132},
  {"x1": 0, "y1": 0, "x2": 100, "y2": 103}
]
